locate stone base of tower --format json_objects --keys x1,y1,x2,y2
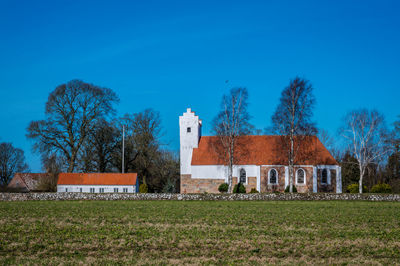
[
  {"x1": 180, "y1": 175, "x2": 225, "y2": 194},
  {"x1": 180, "y1": 175, "x2": 258, "y2": 193}
]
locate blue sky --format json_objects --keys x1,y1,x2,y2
[{"x1": 0, "y1": 0, "x2": 399, "y2": 171}]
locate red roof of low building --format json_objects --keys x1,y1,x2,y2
[
  {"x1": 7, "y1": 173, "x2": 51, "y2": 191},
  {"x1": 57, "y1": 173, "x2": 137, "y2": 185},
  {"x1": 191, "y1": 135, "x2": 337, "y2": 166}
]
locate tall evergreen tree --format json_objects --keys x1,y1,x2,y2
[{"x1": 341, "y1": 151, "x2": 360, "y2": 190}]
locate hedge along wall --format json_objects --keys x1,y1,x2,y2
[{"x1": 1, "y1": 193, "x2": 400, "y2": 202}]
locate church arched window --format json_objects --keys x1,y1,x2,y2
[
  {"x1": 296, "y1": 169, "x2": 305, "y2": 184},
  {"x1": 269, "y1": 169, "x2": 278, "y2": 184},
  {"x1": 239, "y1": 169, "x2": 246, "y2": 183}
]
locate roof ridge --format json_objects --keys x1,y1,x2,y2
[
  {"x1": 57, "y1": 173, "x2": 138, "y2": 186},
  {"x1": 192, "y1": 135, "x2": 337, "y2": 166},
  {"x1": 17, "y1": 173, "x2": 30, "y2": 190}
]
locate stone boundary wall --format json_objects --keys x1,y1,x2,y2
[{"x1": 1, "y1": 192, "x2": 400, "y2": 202}]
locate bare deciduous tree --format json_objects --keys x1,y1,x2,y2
[
  {"x1": 0, "y1": 142, "x2": 29, "y2": 187},
  {"x1": 78, "y1": 119, "x2": 119, "y2": 173},
  {"x1": 212, "y1": 87, "x2": 253, "y2": 192},
  {"x1": 339, "y1": 109, "x2": 390, "y2": 193},
  {"x1": 27, "y1": 80, "x2": 119, "y2": 172},
  {"x1": 318, "y1": 129, "x2": 341, "y2": 161},
  {"x1": 318, "y1": 129, "x2": 334, "y2": 151},
  {"x1": 271, "y1": 77, "x2": 317, "y2": 193},
  {"x1": 37, "y1": 153, "x2": 64, "y2": 192},
  {"x1": 157, "y1": 150, "x2": 180, "y2": 193},
  {"x1": 115, "y1": 109, "x2": 163, "y2": 189},
  {"x1": 390, "y1": 115, "x2": 400, "y2": 152}
]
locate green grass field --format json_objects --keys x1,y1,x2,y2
[{"x1": 1, "y1": 200, "x2": 400, "y2": 264}]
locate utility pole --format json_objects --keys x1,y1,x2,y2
[{"x1": 122, "y1": 125, "x2": 125, "y2": 173}]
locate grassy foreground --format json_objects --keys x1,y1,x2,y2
[{"x1": 1, "y1": 200, "x2": 400, "y2": 264}]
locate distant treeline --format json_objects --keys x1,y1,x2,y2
[{"x1": 1, "y1": 78, "x2": 400, "y2": 193}]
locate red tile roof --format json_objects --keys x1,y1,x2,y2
[
  {"x1": 191, "y1": 135, "x2": 337, "y2": 166},
  {"x1": 57, "y1": 173, "x2": 137, "y2": 185}
]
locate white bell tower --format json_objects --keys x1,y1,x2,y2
[{"x1": 179, "y1": 108, "x2": 202, "y2": 175}]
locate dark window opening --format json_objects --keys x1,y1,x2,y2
[
  {"x1": 297, "y1": 169, "x2": 305, "y2": 184},
  {"x1": 187, "y1": 127, "x2": 191, "y2": 133},
  {"x1": 240, "y1": 169, "x2": 246, "y2": 183},
  {"x1": 270, "y1": 169, "x2": 277, "y2": 184},
  {"x1": 322, "y1": 169, "x2": 328, "y2": 184}
]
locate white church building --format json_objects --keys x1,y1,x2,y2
[{"x1": 179, "y1": 108, "x2": 342, "y2": 193}]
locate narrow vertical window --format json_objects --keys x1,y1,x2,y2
[
  {"x1": 240, "y1": 169, "x2": 246, "y2": 183},
  {"x1": 80, "y1": 188, "x2": 82, "y2": 193},
  {"x1": 65, "y1": 188, "x2": 68, "y2": 192},
  {"x1": 114, "y1": 188, "x2": 118, "y2": 193},
  {"x1": 187, "y1": 127, "x2": 191, "y2": 133},
  {"x1": 322, "y1": 169, "x2": 328, "y2": 184}
]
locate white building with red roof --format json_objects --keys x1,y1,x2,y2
[
  {"x1": 57, "y1": 173, "x2": 138, "y2": 193},
  {"x1": 179, "y1": 108, "x2": 342, "y2": 194}
]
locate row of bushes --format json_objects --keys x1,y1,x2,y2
[
  {"x1": 218, "y1": 183, "x2": 250, "y2": 193},
  {"x1": 218, "y1": 183, "x2": 297, "y2": 193},
  {"x1": 346, "y1": 183, "x2": 392, "y2": 193},
  {"x1": 218, "y1": 182, "x2": 393, "y2": 194},
  {"x1": 139, "y1": 183, "x2": 299, "y2": 194},
  {"x1": 218, "y1": 183, "x2": 251, "y2": 193}
]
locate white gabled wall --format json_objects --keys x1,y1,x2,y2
[
  {"x1": 191, "y1": 164, "x2": 260, "y2": 189},
  {"x1": 191, "y1": 165, "x2": 258, "y2": 178},
  {"x1": 179, "y1": 108, "x2": 201, "y2": 175},
  {"x1": 57, "y1": 185, "x2": 136, "y2": 193},
  {"x1": 191, "y1": 165, "x2": 227, "y2": 179}
]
